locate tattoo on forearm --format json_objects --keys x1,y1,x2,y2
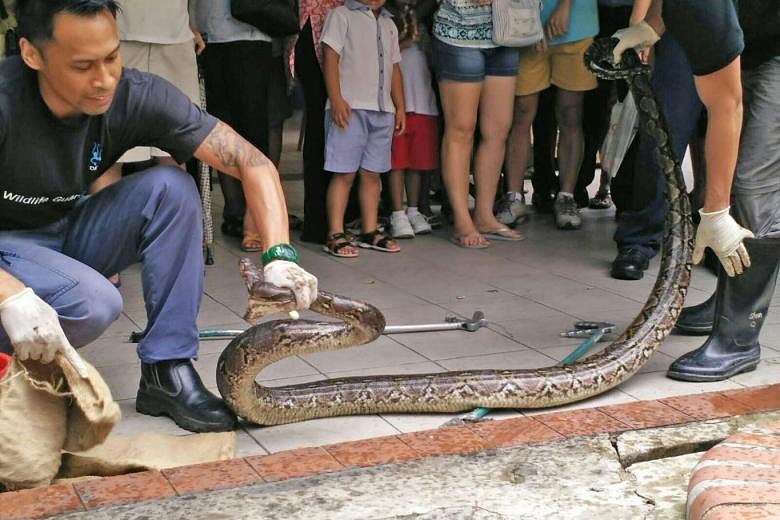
[{"x1": 205, "y1": 122, "x2": 269, "y2": 170}]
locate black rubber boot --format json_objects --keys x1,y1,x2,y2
[
  {"x1": 136, "y1": 359, "x2": 238, "y2": 432},
  {"x1": 668, "y1": 238, "x2": 780, "y2": 382},
  {"x1": 674, "y1": 291, "x2": 716, "y2": 335}
]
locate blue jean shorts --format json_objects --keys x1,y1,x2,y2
[
  {"x1": 324, "y1": 109, "x2": 395, "y2": 173},
  {"x1": 433, "y1": 39, "x2": 519, "y2": 82}
]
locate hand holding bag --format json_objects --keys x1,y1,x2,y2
[
  {"x1": 492, "y1": 0, "x2": 543, "y2": 47},
  {"x1": 231, "y1": 0, "x2": 300, "y2": 38}
]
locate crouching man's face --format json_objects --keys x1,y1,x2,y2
[{"x1": 20, "y1": 9, "x2": 122, "y2": 118}]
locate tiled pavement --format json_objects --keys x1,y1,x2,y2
[{"x1": 76, "y1": 119, "x2": 780, "y2": 456}]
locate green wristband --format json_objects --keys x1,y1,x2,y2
[{"x1": 262, "y1": 243, "x2": 300, "y2": 266}]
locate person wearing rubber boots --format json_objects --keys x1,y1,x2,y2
[
  {"x1": 613, "y1": 0, "x2": 780, "y2": 382},
  {"x1": 0, "y1": 0, "x2": 318, "y2": 432}
]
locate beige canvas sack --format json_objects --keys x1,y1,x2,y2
[{"x1": 0, "y1": 355, "x2": 120, "y2": 490}]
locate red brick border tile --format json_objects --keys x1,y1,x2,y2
[
  {"x1": 701, "y1": 446, "x2": 780, "y2": 467},
  {"x1": 245, "y1": 447, "x2": 344, "y2": 482},
  {"x1": 0, "y1": 484, "x2": 83, "y2": 519},
  {"x1": 598, "y1": 400, "x2": 693, "y2": 429},
  {"x1": 703, "y1": 504, "x2": 780, "y2": 520},
  {"x1": 689, "y1": 465, "x2": 780, "y2": 490},
  {"x1": 163, "y1": 458, "x2": 262, "y2": 495},
  {"x1": 468, "y1": 417, "x2": 564, "y2": 449},
  {"x1": 533, "y1": 408, "x2": 630, "y2": 437},
  {"x1": 720, "y1": 384, "x2": 780, "y2": 412},
  {"x1": 689, "y1": 485, "x2": 780, "y2": 520},
  {"x1": 397, "y1": 425, "x2": 488, "y2": 457},
  {"x1": 74, "y1": 470, "x2": 175, "y2": 509},
  {"x1": 727, "y1": 432, "x2": 780, "y2": 450},
  {"x1": 660, "y1": 392, "x2": 753, "y2": 420},
  {"x1": 325, "y1": 435, "x2": 420, "y2": 469}
]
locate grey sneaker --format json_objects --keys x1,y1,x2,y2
[
  {"x1": 554, "y1": 194, "x2": 582, "y2": 230},
  {"x1": 495, "y1": 192, "x2": 529, "y2": 227},
  {"x1": 407, "y1": 212, "x2": 432, "y2": 235},
  {"x1": 390, "y1": 212, "x2": 415, "y2": 238}
]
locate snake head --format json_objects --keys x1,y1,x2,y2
[
  {"x1": 239, "y1": 258, "x2": 298, "y2": 322},
  {"x1": 584, "y1": 37, "x2": 650, "y2": 80}
]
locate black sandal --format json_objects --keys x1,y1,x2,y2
[
  {"x1": 322, "y1": 233, "x2": 359, "y2": 258},
  {"x1": 357, "y1": 230, "x2": 400, "y2": 253}
]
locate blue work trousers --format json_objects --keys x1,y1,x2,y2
[
  {"x1": 613, "y1": 33, "x2": 703, "y2": 257},
  {"x1": 0, "y1": 166, "x2": 204, "y2": 362}
]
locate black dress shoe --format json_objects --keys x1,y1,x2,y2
[
  {"x1": 136, "y1": 359, "x2": 237, "y2": 433},
  {"x1": 611, "y1": 249, "x2": 651, "y2": 280}
]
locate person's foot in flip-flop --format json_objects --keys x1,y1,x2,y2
[
  {"x1": 473, "y1": 215, "x2": 524, "y2": 242},
  {"x1": 323, "y1": 232, "x2": 359, "y2": 258},
  {"x1": 450, "y1": 231, "x2": 489, "y2": 249},
  {"x1": 478, "y1": 226, "x2": 525, "y2": 241},
  {"x1": 357, "y1": 230, "x2": 400, "y2": 252}
]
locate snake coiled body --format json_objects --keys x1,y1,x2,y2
[{"x1": 216, "y1": 39, "x2": 694, "y2": 425}]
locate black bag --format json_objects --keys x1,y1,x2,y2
[{"x1": 230, "y1": 0, "x2": 300, "y2": 38}]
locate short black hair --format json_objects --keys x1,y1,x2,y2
[{"x1": 16, "y1": 0, "x2": 120, "y2": 44}]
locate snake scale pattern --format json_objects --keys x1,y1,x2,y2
[{"x1": 216, "y1": 39, "x2": 695, "y2": 425}]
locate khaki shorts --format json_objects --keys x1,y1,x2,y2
[
  {"x1": 515, "y1": 38, "x2": 597, "y2": 96},
  {"x1": 120, "y1": 40, "x2": 200, "y2": 162}
]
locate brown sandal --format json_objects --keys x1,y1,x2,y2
[{"x1": 322, "y1": 233, "x2": 359, "y2": 258}]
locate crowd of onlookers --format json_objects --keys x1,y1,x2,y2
[{"x1": 74, "y1": 0, "x2": 776, "y2": 283}]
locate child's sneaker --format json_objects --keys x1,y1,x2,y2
[
  {"x1": 554, "y1": 193, "x2": 582, "y2": 230},
  {"x1": 495, "y1": 192, "x2": 529, "y2": 227},
  {"x1": 390, "y1": 212, "x2": 415, "y2": 239},
  {"x1": 407, "y1": 212, "x2": 432, "y2": 235}
]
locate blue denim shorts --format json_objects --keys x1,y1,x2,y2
[{"x1": 433, "y1": 39, "x2": 519, "y2": 82}]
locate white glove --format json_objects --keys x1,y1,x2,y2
[
  {"x1": 0, "y1": 288, "x2": 89, "y2": 378},
  {"x1": 612, "y1": 21, "x2": 661, "y2": 63},
  {"x1": 263, "y1": 260, "x2": 318, "y2": 310},
  {"x1": 693, "y1": 207, "x2": 755, "y2": 277}
]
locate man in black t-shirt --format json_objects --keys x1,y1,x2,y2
[
  {"x1": 0, "y1": 0, "x2": 318, "y2": 433},
  {"x1": 613, "y1": 0, "x2": 780, "y2": 382}
]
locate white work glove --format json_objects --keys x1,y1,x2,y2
[
  {"x1": 612, "y1": 21, "x2": 661, "y2": 63},
  {"x1": 693, "y1": 207, "x2": 755, "y2": 277},
  {"x1": 0, "y1": 288, "x2": 89, "y2": 378},
  {"x1": 263, "y1": 260, "x2": 318, "y2": 311}
]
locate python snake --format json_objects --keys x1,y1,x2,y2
[{"x1": 216, "y1": 39, "x2": 694, "y2": 425}]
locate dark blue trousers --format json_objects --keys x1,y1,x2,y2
[
  {"x1": 0, "y1": 166, "x2": 204, "y2": 362},
  {"x1": 613, "y1": 33, "x2": 703, "y2": 257}
]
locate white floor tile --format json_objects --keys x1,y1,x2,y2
[
  {"x1": 245, "y1": 415, "x2": 400, "y2": 453},
  {"x1": 617, "y1": 371, "x2": 742, "y2": 400}
]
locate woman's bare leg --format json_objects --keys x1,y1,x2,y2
[{"x1": 438, "y1": 80, "x2": 487, "y2": 247}]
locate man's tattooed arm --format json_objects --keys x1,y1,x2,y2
[
  {"x1": 193, "y1": 119, "x2": 291, "y2": 248},
  {"x1": 194, "y1": 121, "x2": 269, "y2": 175}
]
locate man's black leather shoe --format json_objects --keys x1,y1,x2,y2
[
  {"x1": 611, "y1": 249, "x2": 650, "y2": 280},
  {"x1": 136, "y1": 359, "x2": 238, "y2": 432}
]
